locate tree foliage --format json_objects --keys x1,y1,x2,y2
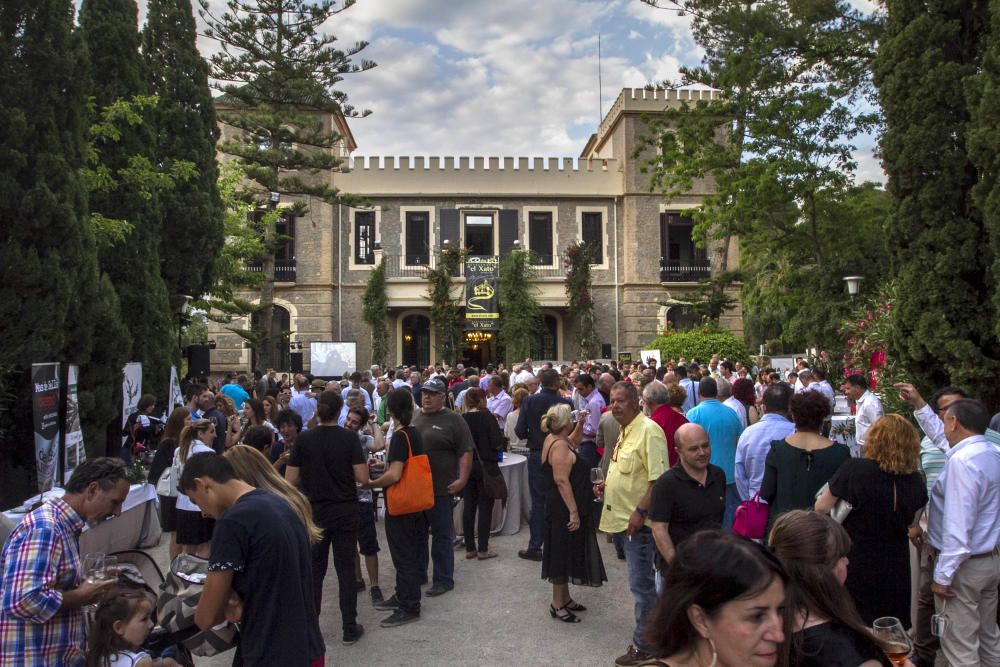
[
  {"x1": 647, "y1": 328, "x2": 752, "y2": 366},
  {"x1": 874, "y1": 0, "x2": 1000, "y2": 402},
  {"x1": 362, "y1": 258, "x2": 390, "y2": 368},
  {"x1": 199, "y1": 0, "x2": 374, "y2": 369},
  {"x1": 564, "y1": 243, "x2": 599, "y2": 359},
  {"x1": 636, "y1": 0, "x2": 882, "y2": 352},
  {"x1": 143, "y1": 0, "x2": 224, "y2": 301},
  {"x1": 499, "y1": 250, "x2": 542, "y2": 365},
  {"x1": 427, "y1": 249, "x2": 464, "y2": 365}
]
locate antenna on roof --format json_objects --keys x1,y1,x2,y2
[{"x1": 598, "y1": 33, "x2": 604, "y2": 124}]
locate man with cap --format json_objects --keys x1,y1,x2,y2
[{"x1": 411, "y1": 378, "x2": 474, "y2": 596}]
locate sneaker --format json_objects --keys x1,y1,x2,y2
[
  {"x1": 369, "y1": 586, "x2": 384, "y2": 605},
  {"x1": 614, "y1": 645, "x2": 657, "y2": 667},
  {"x1": 373, "y1": 594, "x2": 399, "y2": 610},
  {"x1": 517, "y1": 549, "x2": 543, "y2": 562},
  {"x1": 341, "y1": 623, "x2": 364, "y2": 646},
  {"x1": 380, "y1": 609, "x2": 420, "y2": 628},
  {"x1": 425, "y1": 583, "x2": 453, "y2": 597}
]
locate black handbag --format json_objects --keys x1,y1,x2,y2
[{"x1": 472, "y1": 446, "x2": 508, "y2": 505}]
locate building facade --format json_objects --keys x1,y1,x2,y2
[{"x1": 208, "y1": 87, "x2": 742, "y2": 373}]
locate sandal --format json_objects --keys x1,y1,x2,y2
[
  {"x1": 549, "y1": 604, "x2": 581, "y2": 623},
  {"x1": 564, "y1": 599, "x2": 587, "y2": 612},
  {"x1": 477, "y1": 551, "x2": 498, "y2": 560},
  {"x1": 465, "y1": 551, "x2": 478, "y2": 559}
]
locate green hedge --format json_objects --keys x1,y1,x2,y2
[{"x1": 647, "y1": 330, "x2": 752, "y2": 365}]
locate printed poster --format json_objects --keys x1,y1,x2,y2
[
  {"x1": 464, "y1": 256, "x2": 500, "y2": 331},
  {"x1": 640, "y1": 349, "x2": 662, "y2": 368},
  {"x1": 121, "y1": 362, "x2": 142, "y2": 447},
  {"x1": 31, "y1": 363, "x2": 61, "y2": 493},
  {"x1": 63, "y1": 364, "x2": 84, "y2": 484},
  {"x1": 168, "y1": 365, "x2": 183, "y2": 413}
]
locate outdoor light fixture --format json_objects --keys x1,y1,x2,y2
[
  {"x1": 207, "y1": 340, "x2": 217, "y2": 349},
  {"x1": 465, "y1": 331, "x2": 493, "y2": 343},
  {"x1": 373, "y1": 241, "x2": 382, "y2": 251},
  {"x1": 442, "y1": 239, "x2": 451, "y2": 248},
  {"x1": 843, "y1": 275, "x2": 864, "y2": 299},
  {"x1": 513, "y1": 239, "x2": 521, "y2": 248},
  {"x1": 404, "y1": 334, "x2": 413, "y2": 343},
  {"x1": 269, "y1": 191, "x2": 280, "y2": 204}
]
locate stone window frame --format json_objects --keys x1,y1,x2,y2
[
  {"x1": 348, "y1": 206, "x2": 381, "y2": 271},
  {"x1": 523, "y1": 205, "x2": 559, "y2": 268},
  {"x1": 575, "y1": 205, "x2": 609, "y2": 270},
  {"x1": 400, "y1": 206, "x2": 436, "y2": 268}
]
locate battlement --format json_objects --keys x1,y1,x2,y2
[
  {"x1": 336, "y1": 156, "x2": 622, "y2": 196},
  {"x1": 594, "y1": 87, "x2": 723, "y2": 154}
]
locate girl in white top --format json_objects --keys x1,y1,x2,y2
[
  {"x1": 88, "y1": 586, "x2": 180, "y2": 667},
  {"x1": 173, "y1": 419, "x2": 217, "y2": 558}
]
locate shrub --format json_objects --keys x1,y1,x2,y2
[{"x1": 647, "y1": 328, "x2": 751, "y2": 366}]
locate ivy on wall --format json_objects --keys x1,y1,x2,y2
[
  {"x1": 361, "y1": 258, "x2": 390, "y2": 367},
  {"x1": 427, "y1": 248, "x2": 465, "y2": 365},
  {"x1": 499, "y1": 249, "x2": 541, "y2": 364},
  {"x1": 565, "y1": 242, "x2": 600, "y2": 359}
]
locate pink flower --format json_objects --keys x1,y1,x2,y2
[
  {"x1": 859, "y1": 322, "x2": 865, "y2": 329},
  {"x1": 867, "y1": 310, "x2": 873, "y2": 320}
]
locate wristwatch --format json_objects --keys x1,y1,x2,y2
[{"x1": 634, "y1": 507, "x2": 648, "y2": 519}]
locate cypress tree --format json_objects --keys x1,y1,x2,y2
[
  {"x1": 143, "y1": 0, "x2": 224, "y2": 303},
  {"x1": 874, "y1": 0, "x2": 1000, "y2": 400},
  {"x1": 80, "y1": 0, "x2": 176, "y2": 398}
]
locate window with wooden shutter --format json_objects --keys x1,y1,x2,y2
[
  {"x1": 581, "y1": 211, "x2": 603, "y2": 265},
  {"x1": 498, "y1": 209, "x2": 518, "y2": 257},
  {"x1": 405, "y1": 211, "x2": 430, "y2": 265},
  {"x1": 354, "y1": 211, "x2": 375, "y2": 265},
  {"x1": 528, "y1": 212, "x2": 554, "y2": 265}
]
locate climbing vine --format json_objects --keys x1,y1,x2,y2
[
  {"x1": 565, "y1": 242, "x2": 600, "y2": 359},
  {"x1": 362, "y1": 258, "x2": 390, "y2": 367},
  {"x1": 499, "y1": 249, "x2": 541, "y2": 364},
  {"x1": 427, "y1": 248, "x2": 465, "y2": 365}
]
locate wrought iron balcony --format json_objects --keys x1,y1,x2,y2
[
  {"x1": 244, "y1": 259, "x2": 296, "y2": 282},
  {"x1": 659, "y1": 258, "x2": 711, "y2": 283},
  {"x1": 382, "y1": 254, "x2": 565, "y2": 280}
]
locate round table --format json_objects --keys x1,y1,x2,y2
[{"x1": 453, "y1": 452, "x2": 530, "y2": 537}]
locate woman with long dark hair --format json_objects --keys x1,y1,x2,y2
[
  {"x1": 148, "y1": 407, "x2": 191, "y2": 561},
  {"x1": 461, "y1": 388, "x2": 504, "y2": 560},
  {"x1": 769, "y1": 510, "x2": 893, "y2": 667},
  {"x1": 174, "y1": 419, "x2": 217, "y2": 558}
]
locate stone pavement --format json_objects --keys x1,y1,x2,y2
[{"x1": 144, "y1": 522, "x2": 637, "y2": 667}]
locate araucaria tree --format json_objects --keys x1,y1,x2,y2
[
  {"x1": 499, "y1": 249, "x2": 541, "y2": 364},
  {"x1": 81, "y1": 0, "x2": 177, "y2": 396},
  {"x1": 199, "y1": 0, "x2": 375, "y2": 370},
  {"x1": 875, "y1": 0, "x2": 1000, "y2": 401},
  {"x1": 143, "y1": 0, "x2": 225, "y2": 303},
  {"x1": 636, "y1": 0, "x2": 883, "y2": 353}
]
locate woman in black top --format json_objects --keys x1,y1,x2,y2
[
  {"x1": 364, "y1": 388, "x2": 430, "y2": 628},
  {"x1": 816, "y1": 414, "x2": 927, "y2": 627},
  {"x1": 461, "y1": 388, "x2": 504, "y2": 559},
  {"x1": 148, "y1": 407, "x2": 190, "y2": 561},
  {"x1": 770, "y1": 510, "x2": 893, "y2": 667}
]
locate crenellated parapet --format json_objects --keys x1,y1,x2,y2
[{"x1": 335, "y1": 155, "x2": 622, "y2": 196}]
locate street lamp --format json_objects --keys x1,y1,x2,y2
[{"x1": 843, "y1": 275, "x2": 863, "y2": 299}]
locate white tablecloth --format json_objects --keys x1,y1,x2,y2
[
  {"x1": 3, "y1": 483, "x2": 161, "y2": 552},
  {"x1": 454, "y1": 453, "x2": 530, "y2": 536}
]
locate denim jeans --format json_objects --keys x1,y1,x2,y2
[
  {"x1": 722, "y1": 483, "x2": 740, "y2": 533},
  {"x1": 385, "y1": 511, "x2": 428, "y2": 614},
  {"x1": 527, "y1": 449, "x2": 545, "y2": 552},
  {"x1": 621, "y1": 527, "x2": 657, "y2": 654},
  {"x1": 418, "y1": 494, "x2": 456, "y2": 589}
]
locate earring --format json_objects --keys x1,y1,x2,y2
[{"x1": 706, "y1": 636, "x2": 718, "y2": 667}]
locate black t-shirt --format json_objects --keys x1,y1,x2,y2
[
  {"x1": 412, "y1": 408, "x2": 474, "y2": 496},
  {"x1": 794, "y1": 622, "x2": 891, "y2": 667},
  {"x1": 208, "y1": 490, "x2": 324, "y2": 667},
  {"x1": 288, "y1": 424, "x2": 365, "y2": 523},
  {"x1": 388, "y1": 425, "x2": 424, "y2": 463},
  {"x1": 649, "y1": 463, "x2": 727, "y2": 547}
]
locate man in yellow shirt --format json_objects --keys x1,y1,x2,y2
[{"x1": 599, "y1": 381, "x2": 668, "y2": 667}]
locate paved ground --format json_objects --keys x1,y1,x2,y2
[{"x1": 144, "y1": 523, "x2": 637, "y2": 667}]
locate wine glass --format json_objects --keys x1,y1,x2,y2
[
  {"x1": 102, "y1": 556, "x2": 119, "y2": 582},
  {"x1": 82, "y1": 553, "x2": 105, "y2": 584},
  {"x1": 590, "y1": 468, "x2": 604, "y2": 499},
  {"x1": 872, "y1": 617, "x2": 912, "y2": 666}
]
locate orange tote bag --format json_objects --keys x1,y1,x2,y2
[{"x1": 385, "y1": 429, "x2": 435, "y2": 516}]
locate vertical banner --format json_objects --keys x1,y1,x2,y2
[
  {"x1": 168, "y1": 365, "x2": 183, "y2": 413},
  {"x1": 121, "y1": 362, "x2": 143, "y2": 448},
  {"x1": 31, "y1": 363, "x2": 61, "y2": 493},
  {"x1": 63, "y1": 365, "x2": 84, "y2": 483},
  {"x1": 464, "y1": 256, "x2": 500, "y2": 331},
  {"x1": 639, "y1": 349, "x2": 661, "y2": 368}
]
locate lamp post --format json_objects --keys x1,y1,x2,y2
[
  {"x1": 843, "y1": 275, "x2": 863, "y2": 300},
  {"x1": 173, "y1": 294, "x2": 193, "y2": 358}
]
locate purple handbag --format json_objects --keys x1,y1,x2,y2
[{"x1": 732, "y1": 491, "x2": 769, "y2": 540}]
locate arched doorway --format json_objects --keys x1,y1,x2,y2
[
  {"x1": 251, "y1": 305, "x2": 291, "y2": 371},
  {"x1": 530, "y1": 315, "x2": 559, "y2": 360},
  {"x1": 401, "y1": 314, "x2": 431, "y2": 368},
  {"x1": 666, "y1": 304, "x2": 699, "y2": 332}
]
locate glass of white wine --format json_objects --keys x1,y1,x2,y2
[
  {"x1": 590, "y1": 468, "x2": 604, "y2": 499},
  {"x1": 82, "y1": 553, "x2": 105, "y2": 584},
  {"x1": 872, "y1": 616, "x2": 912, "y2": 667}
]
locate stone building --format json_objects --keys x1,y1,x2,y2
[{"x1": 208, "y1": 87, "x2": 742, "y2": 374}]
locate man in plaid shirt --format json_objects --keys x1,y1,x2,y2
[{"x1": 0, "y1": 458, "x2": 129, "y2": 665}]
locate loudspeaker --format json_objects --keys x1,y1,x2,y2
[
  {"x1": 601, "y1": 343, "x2": 612, "y2": 359},
  {"x1": 187, "y1": 344, "x2": 211, "y2": 378},
  {"x1": 289, "y1": 352, "x2": 303, "y2": 373}
]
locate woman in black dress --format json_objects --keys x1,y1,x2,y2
[
  {"x1": 770, "y1": 510, "x2": 893, "y2": 667},
  {"x1": 760, "y1": 391, "x2": 850, "y2": 537},
  {"x1": 540, "y1": 403, "x2": 606, "y2": 622},
  {"x1": 461, "y1": 388, "x2": 504, "y2": 560},
  {"x1": 147, "y1": 406, "x2": 191, "y2": 561},
  {"x1": 816, "y1": 414, "x2": 927, "y2": 627}
]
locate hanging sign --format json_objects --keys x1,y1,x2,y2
[
  {"x1": 465, "y1": 256, "x2": 500, "y2": 331},
  {"x1": 63, "y1": 364, "x2": 84, "y2": 483},
  {"x1": 121, "y1": 362, "x2": 143, "y2": 447},
  {"x1": 31, "y1": 363, "x2": 61, "y2": 493}
]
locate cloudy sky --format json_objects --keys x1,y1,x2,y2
[{"x1": 190, "y1": 0, "x2": 883, "y2": 183}]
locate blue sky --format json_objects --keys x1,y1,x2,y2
[{"x1": 185, "y1": 0, "x2": 883, "y2": 182}]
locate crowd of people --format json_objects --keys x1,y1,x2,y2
[{"x1": 3, "y1": 354, "x2": 1000, "y2": 667}]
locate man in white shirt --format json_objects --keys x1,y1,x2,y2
[
  {"x1": 922, "y1": 399, "x2": 1000, "y2": 667},
  {"x1": 512, "y1": 362, "x2": 535, "y2": 386},
  {"x1": 843, "y1": 374, "x2": 882, "y2": 456},
  {"x1": 677, "y1": 364, "x2": 699, "y2": 414},
  {"x1": 485, "y1": 375, "x2": 512, "y2": 430},
  {"x1": 718, "y1": 378, "x2": 747, "y2": 430},
  {"x1": 805, "y1": 368, "x2": 836, "y2": 413},
  {"x1": 734, "y1": 383, "x2": 795, "y2": 501}
]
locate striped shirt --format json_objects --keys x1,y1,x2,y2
[{"x1": 0, "y1": 496, "x2": 87, "y2": 666}]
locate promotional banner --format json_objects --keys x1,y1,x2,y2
[
  {"x1": 465, "y1": 256, "x2": 500, "y2": 331},
  {"x1": 63, "y1": 365, "x2": 84, "y2": 484},
  {"x1": 31, "y1": 363, "x2": 61, "y2": 493},
  {"x1": 121, "y1": 362, "x2": 143, "y2": 447},
  {"x1": 639, "y1": 349, "x2": 662, "y2": 368},
  {"x1": 168, "y1": 365, "x2": 183, "y2": 413}
]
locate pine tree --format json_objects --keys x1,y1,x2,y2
[
  {"x1": 874, "y1": 0, "x2": 1000, "y2": 399},
  {"x1": 80, "y1": 0, "x2": 176, "y2": 398},
  {"x1": 199, "y1": 0, "x2": 374, "y2": 369},
  {"x1": 143, "y1": 0, "x2": 225, "y2": 304}
]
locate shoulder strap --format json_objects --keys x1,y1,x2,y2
[{"x1": 400, "y1": 427, "x2": 414, "y2": 457}]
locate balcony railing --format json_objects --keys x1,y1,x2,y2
[
  {"x1": 659, "y1": 258, "x2": 711, "y2": 283},
  {"x1": 382, "y1": 254, "x2": 565, "y2": 280},
  {"x1": 245, "y1": 259, "x2": 296, "y2": 282}
]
